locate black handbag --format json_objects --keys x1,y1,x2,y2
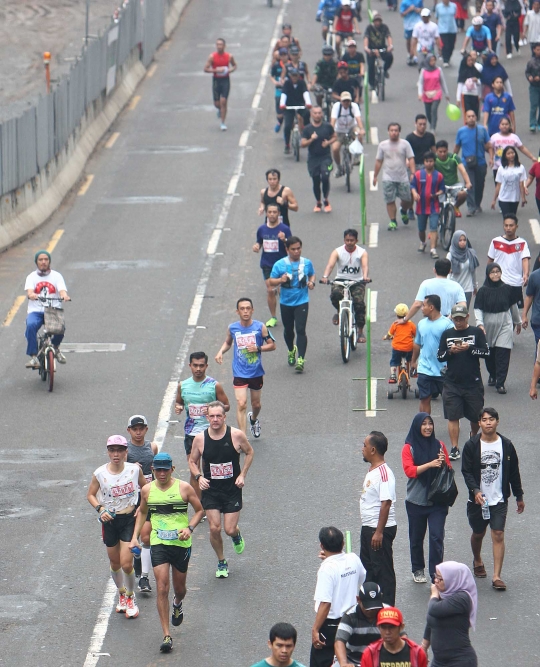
[{"x1": 428, "y1": 463, "x2": 458, "y2": 507}]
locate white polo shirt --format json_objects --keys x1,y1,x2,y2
[
  {"x1": 488, "y1": 236, "x2": 531, "y2": 287},
  {"x1": 314, "y1": 552, "x2": 366, "y2": 619}
]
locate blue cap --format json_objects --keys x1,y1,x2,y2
[{"x1": 152, "y1": 452, "x2": 173, "y2": 469}]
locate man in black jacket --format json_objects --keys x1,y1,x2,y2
[{"x1": 462, "y1": 407, "x2": 524, "y2": 591}]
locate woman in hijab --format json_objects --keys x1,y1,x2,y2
[
  {"x1": 402, "y1": 413, "x2": 452, "y2": 585},
  {"x1": 422, "y1": 561, "x2": 478, "y2": 667},
  {"x1": 457, "y1": 51, "x2": 482, "y2": 120},
  {"x1": 418, "y1": 54, "x2": 450, "y2": 132},
  {"x1": 480, "y1": 52, "x2": 512, "y2": 99},
  {"x1": 447, "y1": 230, "x2": 479, "y2": 308},
  {"x1": 474, "y1": 262, "x2": 522, "y2": 393}
]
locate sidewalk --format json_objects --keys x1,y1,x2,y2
[{"x1": 0, "y1": 0, "x2": 121, "y2": 121}]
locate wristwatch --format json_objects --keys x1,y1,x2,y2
[
  {"x1": 188, "y1": 525, "x2": 194, "y2": 533},
  {"x1": 195, "y1": 474, "x2": 202, "y2": 481},
  {"x1": 96, "y1": 505, "x2": 103, "y2": 513}
]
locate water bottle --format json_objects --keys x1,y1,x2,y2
[
  {"x1": 481, "y1": 494, "x2": 490, "y2": 520},
  {"x1": 131, "y1": 546, "x2": 142, "y2": 557}
]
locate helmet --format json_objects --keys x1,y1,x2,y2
[
  {"x1": 472, "y1": 15, "x2": 483, "y2": 24},
  {"x1": 322, "y1": 45, "x2": 335, "y2": 55},
  {"x1": 337, "y1": 60, "x2": 348, "y2": 69}
]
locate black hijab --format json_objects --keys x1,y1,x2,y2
[
  {"x1": 458, "y1": 53, "x2": 479, "y2": 84},
  {"x1": 405, "y1": 412, "x2": 441, "y2": 486},
  {"x1": 474, "y1": 262, "x2": 518, "y2": 313}
]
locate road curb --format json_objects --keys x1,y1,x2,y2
[{"x1": 0, "y1": 0, "x2": 191, "y2": 255}]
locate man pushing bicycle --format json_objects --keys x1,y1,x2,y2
[{"x1": 320, "y1": 229, "x2": 369, "y2": 342}]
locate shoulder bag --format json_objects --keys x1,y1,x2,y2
[
  {"x1": 428, "y1": 462, "x2": 459, "y2": 506},
  {"x1": 465, "y1": 125, "x2": 478, "y2": 168}
]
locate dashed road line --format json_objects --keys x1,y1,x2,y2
[
  {"x1": 370, "y1": 127, "x2": 379, "y2": 145},
  {"x1": 78, "y1": 174, "x2": 94, "y2": 196},
  {"x1": 369, "y1": 171, "x2": 378, "y2": 191},
  {"x1": 529, "y1": 218, "x2": 540, "y2": 244},
  {"x1": 147, "y1": 63, "x2": 158, "y2": 78},
  {"x1": 2, "y1": 296, "x2": 25, "y2": 327},
  {"x1": 105, "y1": 132, "x2": 120, "y2": 148},
  {"x1": 46, "y1": 229, "x2": 64, "y2": 254},
  {"x1": 369, "y1": 223, "x2": 379, "y2": 248},
  {"x1": 128, "y1": 95, "x2": 141, "y2": 111}
]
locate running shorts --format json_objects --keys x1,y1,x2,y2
[
  {"x1": 201, "y1": 486, "x2": 243, "y2": 513},
  {"x1": 101, "y1": 512, "x2": 136, "y2": 547},
  {"x1": 233, "y1": 376, "x2": 264, "y2": 390},
  {"x1": 213, "y1": 77, "x2": 230, "y2": 101},
  {"x1": 150, "y1": 544, "x2": 191, "y2": 573}
]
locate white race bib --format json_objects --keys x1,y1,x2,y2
[
  {"x1": 111, "y1": 481, "x2": 135, "y2": 498},
  {"x1": 209, "y1": 462, "x2": 233, "y2": 479},
  {"x1": 144, "y1": 474, "x2": 153, "y2": 483},
  {"x1": 188, "y1": 403, "x2": 206, "y2": 418},
  {"x1": 157, "y1": 529, "x2": 178, "y2": 541},
  {"x1": 262, "y1": 239, "x2": 279, "y2": 253},
  {"x1": 235, "y1": 332, "x2": 256, "y2": 350}
]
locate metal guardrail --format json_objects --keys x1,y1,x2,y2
[{"x1": 0, "y1": 0, "x2": 168, "y2": 198}]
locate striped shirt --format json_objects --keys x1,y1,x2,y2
[
  {"x1": 412, "y1": 168, "x2": 445, "y2": 215},
  {"x1": 335, "y1": 604, "x2": 390, "y2": 666}
]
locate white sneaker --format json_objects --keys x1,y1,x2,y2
[
  {"x1": 506, "y1": 53, "x2": 512, "y2": 59},
  {"x1": 248, "y1": 412, "x2": 261, "y2": 438},
  {"x1": 220, "y1": 123, "x2": 227, "y2": 131},
  {"x1": 116, "y1": 592, "x2": 128, "y2": 613},
  {"x1": 413, "y1": 570, "x2": 428, "y2": 583},
  {"x1": 125, "y1": 594, "x2": 139, "y2": 618},
  {"x1": 55, "y1": 349, "x2": 67, "y2": 364},
  {"x1": 25, "y1": 356, "x2": 40, "y2": 369}
]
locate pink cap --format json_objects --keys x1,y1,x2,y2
[{"x1": 107, "y1": 435, "x2": 128, "y2": 447}]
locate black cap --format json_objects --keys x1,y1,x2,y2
[
  {"x1": 290, "y1": 45, "x2": 300, "y2": 54},
  {"x1": 358, "y1": 582, "x2": 384, "y2": 610},
  {"x1": 288, "y1": 67, "x2": 299, "y2": 75}
]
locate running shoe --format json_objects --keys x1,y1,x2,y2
[
  {"x1": 138, "y1": 575, "x2": 152, "y2": 593},
  {"x1": 220, "y1": 123, "x2": 227, "y2": 131},
  {"x1": 455, "y1": 206, "x2": 462, "y2": 217},
  {"x1": 449, "y1": 446, "x2": 460, "y2": 460},
  {"x1": 25, "y1": 356, "x2": 39, "y2": 369},
  {"x1": 488, "y1": 376, "x2": 496, "y2": 387},
  {"x1": 160, "y1": 636, "x2": 173, "y2": 653},
  {"x1": 531, "y1": 125, "x2": 537, "y2": 132},
  {"x1": 389, "y1": 374, "x2": 397, "y2": 384},
  {"x1": 133, "y1": 554, "x2": 142, "y2": 578},
  {"x1": 248, "y1": 412, "x2": 261, "y2": 438},
  {"x1": 430, "y1": 248, "x2": 439, "y2": 259},
  {"x1": 55, "y1": 350, "x2": 67, "y2": 364},
  {"x1": 412, "y1": 570, "x2": 427, "y2": 583},
  {"x1": 274, "y1": 122, "x2": 282, "y2": 133},
  {"x1": 216, "y1": 559, "x2": 229, "y2": 578},
  {"x1": 387, "y1": 221, "x2": 397, "y2": 231},
  {"x1": 295, "y1": 356, "x2": 305, "y2": 373},
  {"x1": 288, "y1": 345, "x2": 297, "y2": 366},
  {"x1": 418, "y1": 242, "x2": 426, "y2": 253},
  {"x1": 400, "y1": 212, "x2": 409, "y2": 225},
  {"x1": 125, "y1": 594, "x2": 139, "y2": 619},
  {"x1": 116, "y1": 592, "x2": 128, "y2": 613},
  {"x1": 284, "y1": 145, "x2": 291, "y2": 154},
  {"x1": 266, "y1": 316, "x2": 278, "y2": 328},
  {"x1": 171, "y1": 600, "x2": 184, "y2": 626},
  {"x1": 324, "y1": 200, "x2": 332, "y2": 212},
  {"x1": 232, "y1": 532, "x2": 245, "y2": 554},
  {"x1": 313, "y1": 202, "x2": 322, "y2": 212}
]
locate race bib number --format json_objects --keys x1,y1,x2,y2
[
  {"x1": 188, "y1": 403, "x2": 206, "y2": 418},
  {"x1": 111, "y1": 481, "x2": 135, "y2": 498},
  {"x1": 209, "y1": 462, "x2": 233, "y2": 479},
  {"x1": 235, "y1": 332, "x2": 256, "y2": 350},
  {"x1": 157, "y1": 529, "x2": 178, "y2": 541},
  {"x1": 144, "y1": 474, "x2": 153, "y2": 483},
  {"x1": 262, "y1": 239, "x2": 279, "y2": 253}
]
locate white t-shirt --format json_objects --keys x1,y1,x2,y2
[
  {"x1": 525, "y1": 9, "x2": 540, "y2": 43},
  {"x1": 412, "y1": 21, "x2": 440, "y2": 51},
  {"x1": 376, "y1": 139, "x2": 415, "y2": 183},
  {"x1": 489, "y1": 133, "x2": 522, "y2": 170},
  {"x1": 495, "y1": 164, "x2": 526, "y2": 202},
  {"x1": 331, "y1": 101, "x2": 361, "y2": 134},
  {"x1": 314, "y1": 552, "x2": 366, "y2": 619},
  {"x1": 488, "y1": 236, "x2": 531, "y2": 287},
  {"x1": 24, "y1": 269, "x2": 67, "y2": 314},
  {"x1": 335, "y1": 244, "x2": 366, "y2": 281},
  {"x1": 360, "y1": 463, "x2": 397, "y2": 528},
  {"x1": 480, "y1": 437, "x2": 503, "y2": 506},
  {"x1": 94, "y1": 462, "x2": 141, "y2": 513}
]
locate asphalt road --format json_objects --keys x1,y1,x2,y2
[{"x1": 0, "y1": 0, "x2": 539, "y2": 665}]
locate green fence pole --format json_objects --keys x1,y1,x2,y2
[
  {"x1": 359, "y1": 154, "x2": 366, "y2": 245},
  {"x1": 366, "y1": 288, "x2": 372, "y2": 410},
  {"x1": 363, "y1": 74, "x2": 370, "y2": 141},
  {"x1": 345, "y1": 530, "x2": 352, "y2": 553}
]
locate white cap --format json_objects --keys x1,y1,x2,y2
[
  {"x1": 472, "y1": 15, "x2": 483, "y2": 24},
  {"x1": 420, "y1": 7, "x2": 431, "y2": 16},
  {"x1": 342, "y1": 0, "x2": 351, "y2": 5}
]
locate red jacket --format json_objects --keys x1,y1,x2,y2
[{"x1": 360, "y1": 638, "x2": 427, "y2": 667}]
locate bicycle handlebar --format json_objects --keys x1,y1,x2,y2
[
  {"x1": 285, "y1": 106, "x2": 307, "y2": 110},
  {"x1": 319, "y1": 278, "x2": 372, "y2": 285},
  {"x1": 36, "y1": 295, "x2": 71, "y2": 302}
]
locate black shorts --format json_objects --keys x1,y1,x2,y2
[
  {"x1": 416, "y1": 373, "x2": 444, "y2": 399},
  {"x1": 101, "y1": 512, "x2": 136, "y2": 547},
  {"x1": 442, "y1": 381, "x2": 484, "y2": 422},
  {"x1": 201, "y1": 486, "x2": 243, "y2": 513},
  {"x1": 212, "y1": 77, "x2": 230, "y2": 101},
  {"x1": 184, "y1": 434, "x2": 195, "y2": 456},
  {"x1": 262, "y1": 266, "x2": 273, "y2": 280},
  {"x1": 307, "y1": 156, "x2": 333, "y2": 178},
  {"x1": 233, "y1": 376, "x2": 264, "y2": 390},
  {"x1": 467, "y1": 500, "x2": 508, "y2": 533},
  {"x1": 509, "y1": 285, "x2": 524, "y2": 309},
  {"x1": 150, "y1": 543, "x2": 191, "y2": 573}
]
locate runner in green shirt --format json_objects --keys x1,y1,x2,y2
[
  {"x1": 250, "y1": 623, "x2": 306, "y2": 667},
  {"x1": 435, "y1": 139, "x2": 472, "y2": 215}
]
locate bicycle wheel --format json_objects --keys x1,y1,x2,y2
[
  {"x1": 441, "y1": 206, "x2": 456, "y2": 251},
  {"x1": 40, "y1": 353, "x2": 47, "y2": 382},
  {"x1": 378, "y1": 66, "x2": 385, "y2": 101},
  {"x1": 437, "y1": 208, "x2": 445, "y2": 243},
  {"x1": 293, "y1": 129, "x2": 300, "y2": 162},
  {"x1": 400, "y1": 375, "x2": 409, "y2": 399},
  {"x1": 47, "y1": 349, "x2": 55, "y2": 392},
  {"x1": 340, "y1": 313, "x2": 351, "y2": 363},
  {"x1": 344, "y1": 151, "x2": 351, "y2": 193},
  {"x1": 350, "y1": 318, "x2": 358, "y2": 350}
]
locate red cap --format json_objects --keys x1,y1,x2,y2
[
  {"x1": 377, "y1": 607, "x2": 403, "y2": 626},
  {"x1": 337, "y1": 60, "x2": 348, "y2": 69}
]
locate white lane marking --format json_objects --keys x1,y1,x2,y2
[
  {"x1": 371, "y1": 90, "x2": 378, "y2": 104},
  {"x1": 82, "y1": 583, "x2": 117, "y2": 667},
  {"x1": 369, "y1": 223, "x2": 379, "y2": 248},
  {"x1": 227, "y1": 174, "x2": 240, "y2": 194},
  {"x1": 101, "y1": 196, "x2": 183, "y2": 204},
  {"x1": 60, "y1": 343, "x2": 126, "y2": 352},
  {"x1": 369, "y1": 171, "x2": 378, "y2": 191},
  {"x1": 370, "y1": 291, "x2": 378, "y2": 323},
  {"x1": 239, "y1": 130, "x2": 249, "y2": 147},
  {"x1": 530, "y1": 218, "x2": 540, "y2": 243},
  {"x1": 206, "y1": 229, "x2": 222, "y2": 255},
  {"x1": 370, "y1": 127, "x2": 379, "y2": 145},
  {"x1": 68, "y1": 260, "x2": 166, "y2": 270},
  {"x1": 366, "y1": 379, "x2": 378, "y2": 417},
  {"x1": 129, "y1": 146, "x2": 208, "y2": 154}
]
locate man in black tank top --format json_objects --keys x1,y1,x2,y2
[
  {"x1": 126, "y1": 415, "x2": 158, "y2": 592},
  {"x1": 258, "y1": 169, "x2": 299, "y2": 228},
  {"x1": 189, "y1": 401, "x2": 254, "y2": 579}
]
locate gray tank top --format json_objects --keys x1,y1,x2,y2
[{"x1": 127, "y1": 440, "x2": 154, "y2": 482}]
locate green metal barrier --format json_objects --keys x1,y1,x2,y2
[
  {"x1": 363, "y1": 74, "x2": 370, "y2": 141},
  {"x1": 345, "y1": 530, "x2": 352, "y2": 553},
  {"x1": 359, "y1": 154, "x2": 367, "y2": 245}
]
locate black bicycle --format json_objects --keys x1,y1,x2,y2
[{"x1": 438, "y1": 184, "x2": 461, "y2": 250}]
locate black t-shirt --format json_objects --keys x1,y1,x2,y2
[
  {"x1": 342, "y1": 51, "x2": 366, "y2": 78},
  {"x1": 379, "y1": 642, "x2": 411, "y2": 667},
  {"x1": 281, "y1": 78, "x2": 308, "y2": 107},
  {"x1": 437, "y1": 325, "x2": 489, "y2": 386},
  {"x1": 364, "y1": 23, "x2": 391, "y2": 49},
  {"x1": 405, "y1": 131, "x2": 436, "y2": 165},
  {"x1": 302, "y1": 122, "x2": 334, "y2": 159},
  {"x1": 332, "y1": 77, "x2": 361, "y2": 100}
]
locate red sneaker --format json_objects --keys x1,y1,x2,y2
[
  {"x1": 313, "y1": 202, "x2": 322, "y2": 212},
  {"x1": 324, "y1": 200, "x2": 332, "y2": 213}
]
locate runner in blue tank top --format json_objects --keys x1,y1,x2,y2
[{"x1": 215, "y1": 298, "x2": 276, "y2": 438}]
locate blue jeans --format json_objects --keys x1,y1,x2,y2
[
  {"x1": 405, "y1": 500, "x2": 448, "y2": 579},
  {"x1": 529, "y1": 86, "x2": 540, "y2": 128},
  {"x1": 25, "y1": 311, "x2": 64, "y2": 356}
]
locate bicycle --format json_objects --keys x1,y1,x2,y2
[
  {"x1": 320, "y1": 278, "x2": 371, "y2": 363},
  {"x1": 387, "y1": 353, "x2": 414, "y2": 400},
  {"x1": 285, "y1": 106, "x2": 306, "y2": 161},
  {"x1": 339, "y1": 132, "x2": 358, "y2": 193},
  {"x1": 437, "y1": 184, "x2": 461, "y2": 251},
  {"x1": 325, "y1": 19, "x2": 337, "y2": 51},
  {"x1": 371, "y1": 48, "x2": 387, "y2": 101},
  {"x1": 34, "y1": 295, "x2": 67, "y2": 392}
]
